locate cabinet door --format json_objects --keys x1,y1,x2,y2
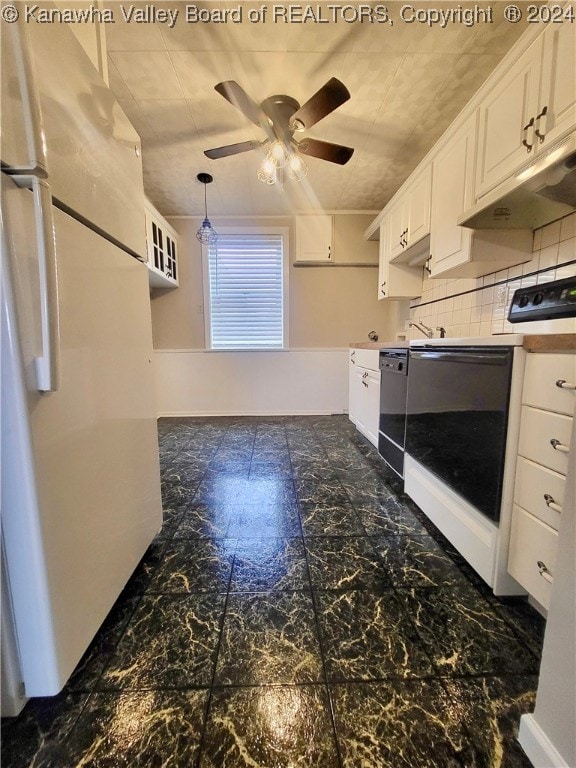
[
  {"x1": 377, "y1": 220, "x2": 388, "y2": 300},
  {"x1": 354, "y1": 367, "x2": 381, "y2": 447},
  {"x1": 407, "y1": 165, "x2": 432, "y2": 246},
  {"x1": 430, "y1": 115, "x2": 476, "y2": 277},
  {"x1": 388, "y1": 200, "x2": 407, "y2": 260},
  {"x1": 348, "y1": 354, "x2": 361, "y2": 426},
  {"x1": 476, "y1": 36, "x2": 543, "y2": 198},
  {"x1": 538, "y1": 20, "x2": 576, "y2": 148},
  {"x1": 363, "y1": 369, "x2": 381, "y2": 447},
  {"x1": 295, "y1": 215, "x2": 333, "y2": 262}
]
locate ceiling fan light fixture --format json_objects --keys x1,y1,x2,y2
[
  {"x1": 195, "y1": 172, "x2": 218, "y2": 245},
  {"x1": 287, "y1": 152, "x2": 308, "y2": 181},
  {"x1": 257, "y1": 157, "x2": 278, "y2": 185},
  {"x1": 268, "y1": 141, "x2": 285, "y2": 163}
]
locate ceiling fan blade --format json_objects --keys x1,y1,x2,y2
[
  {"x1": 204, "y1": 140, "x2": 262, "y2": 159},
  {"x1": 297, "y1": 138, "x2": 354, "y2": 165},
  {"x1": 290, "y1": 78, "x2": 351, "y2": 131},
  {"x1": 214, "y1": 81, "x2": 268, "y2": 127}
]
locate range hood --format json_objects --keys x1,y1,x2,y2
[{"x1": 459, "y1": 131, "x2": 576, "y2": 230}]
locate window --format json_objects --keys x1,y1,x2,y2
[{"x1": 204, "y1": 228, "x2": 288, "y2": 350}]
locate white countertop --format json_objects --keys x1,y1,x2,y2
[{"x1": 409, "y1": 334, "x2": 526, "y2": 347}]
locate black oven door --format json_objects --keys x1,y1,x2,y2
[{"x1": 406, "y1": 347, "x2": 514, "y2": 522}]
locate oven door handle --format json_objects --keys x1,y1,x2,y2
[{"x1": 410, "y1": 350, "x2": 509, "y2": 365}]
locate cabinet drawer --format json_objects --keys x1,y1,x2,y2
[
  {"x1": 350, "y1": 348, "x2": 380, "y2": 371},
  {"x1": 518, "y1": 406, "x2": 573, "y2": 474},
  {"x1": 508, "y1": 505, "x2": 558, "y2": 610},
  {"x1": 514, "y1": 456, "x2": 565, "y2": 531},
  {"x1": 523, "y1": 353, "x2": 576, "y2": 416}
]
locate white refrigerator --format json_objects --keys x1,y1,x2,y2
[{"x1": 1, "y1": 14, "x2": 163, "y2": 713}]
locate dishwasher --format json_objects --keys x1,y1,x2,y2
[{"x1": 378, "y1": 349, "x2": 409, "y2": 478}]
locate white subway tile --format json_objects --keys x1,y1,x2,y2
[
  {"x1": 560, "y1": 212, "x2": 576, "y2": 242},
  {"x1": 558, "y1": 237, "x2": 576, "y2": 264},
  {"x1": 555, "y1": 262, "x2": 576, "y2": 281},
  {"x1": 532, "y1": 227, "x2": 543, "y2": 251},
  {"x1": 541, "y1": 219, "x2": 562, "y2": 248},
  {"x1": 539, "y1": 243, "x2": 559, "y2": 270}
]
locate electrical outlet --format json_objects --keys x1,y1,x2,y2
[{"x1": 495, "y1": 285, "x2": 509, "y2": 309}]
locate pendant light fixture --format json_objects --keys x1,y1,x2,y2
[{"x1": 196, "y1": 172, "x2": 218, "y2": 245}]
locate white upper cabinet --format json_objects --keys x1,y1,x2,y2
[
  {"x1": 431, "y1": 113, "x2": 533, "y2": 279},
  {"x1": 294, "y1": 215, "x2": 333, "y2": 262},
  {"x1": 379, "y1": 220, "x2": 423, "y2": 299},
  {"x1": 475, "y1": 37, "x2": 543, "y2": 198},
  {"x1": 387, "y1": 165, "x2": 432, "y2": 262},
  {"x1": 476, "y1": 12, "x2": 576, "y2": 199},
  {"x1": 538, "y1": 19, "x2": 576, "y2": 148},
  {"x1": 145, "y1": 200, "x2": 179, "y2": 289},
  {"x1": 430, "y1": 114, "x2": 476, "y2": 277},
  {"x1": 407, "y1": 164, "x2": 432, "y2": 246}
]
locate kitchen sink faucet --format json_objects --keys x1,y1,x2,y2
[{"x1": 409, "y1": 321, "x2": 434, "y2": 338}]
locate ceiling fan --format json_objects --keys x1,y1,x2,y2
[{"x1": 203, "y1": 78, "x2": 355, "y2": 171}]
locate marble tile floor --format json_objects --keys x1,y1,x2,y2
[{"x1": 1, "y1": 416, "x2": 546, "y2": 768}]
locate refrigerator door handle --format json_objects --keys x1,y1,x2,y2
[
  {"x1": 6, "y1": 21, "x2": 48, "y2": 178},
  {"x1": 26, "y1": 176, "x2": 60, "y2": 391}
]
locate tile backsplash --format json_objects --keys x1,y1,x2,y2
[{"x1": 406, "y1": 212, "x2": 576, "y2": 340}]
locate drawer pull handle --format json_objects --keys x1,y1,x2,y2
[
  {"x1": 537, "y1": 560, "x2": 554, "y2": 584},
  {"x1": 550, "y1": 438, "x2": 570, "y2": 454},
  {"x1": 544, "y1": 493, "x2": 563, "y2": 513},
  {"x1": 362, "y1": 379, "x2": 368, "y2": 388},
  {"x1": 556, "y1": 379, "x2": 576, "y2": 390},
  {"x1": 351, "y1": 351, "x2": 356, "y2": 364}
]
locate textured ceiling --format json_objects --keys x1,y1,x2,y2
[{"x1": 104, "y1": 1, "x2": 532, "y2": 217}]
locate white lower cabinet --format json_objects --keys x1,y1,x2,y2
[
  {"x1": 508, "y1": 505, "x2": 558, "y2": 610},
  {"x1": 508, "y1": 351, "x2": 574, "y2": 610},
  {"x1": 348, "y1": 350, "x2": 380, "y2": 448}
]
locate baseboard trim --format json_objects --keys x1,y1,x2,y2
[
  {"x1": 518, "y1": 714, "x2": 571, "y2": 768},
  {"x1": 156, "y1": 410, "x2": 343, "y2": 418}
]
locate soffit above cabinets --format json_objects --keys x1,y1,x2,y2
[{"x1": 104, "y1": 1, "x2": 532, "y2": 217}]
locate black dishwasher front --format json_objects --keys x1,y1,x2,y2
[{"x1": 378, "y1": 349, "x2": 409, "y2": 478}]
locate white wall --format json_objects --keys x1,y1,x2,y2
[{"x1": 153, "y1": 348, "x2": 349, "y2": 416}]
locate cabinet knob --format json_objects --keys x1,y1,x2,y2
[
  {"x1": 522, "y1": 117, "x2": 535, "y2": 152},
  {"x1": 537, "y1": 560, "x2": 554, "y2": 584},
  {"x1": 534, "y1": 106, "x2": 548, "y2": 143},
  {"x1": 544, "y1": 493, "x2": 563, "y2": 514},
  {"x1": 550, "y1": 438, "x2": 570, "y2": 454},
  {"x1": 556, "y1": 379, "x2": 576, "y2": 390}
]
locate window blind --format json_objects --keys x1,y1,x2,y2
[{"x1": 207, "y1": 233, "x2": 285, "y2": 349}]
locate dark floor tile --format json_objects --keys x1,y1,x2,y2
[
  {"x1": 0, "y1": 692, "x2": 89, "y2": 768},
  {"x1": 67, "y1": 597, "x2": 140, "y2": 692},
  {"x1": 119, "y1": 539, "x2": 169, "y2": 599},
  {"x1": 490, "y1": 597, "x2": 547, "y2": 658},
  {"x1": 316, "y1": 589, "x2": 434, "y2": 682},
  {"x1": 296, "y1": 480, "x2": 364, "y2": 537},
  {"x1": 305, "y1": 536, "x2": 390, "y2": 590},
  {"x1": 230, "y1": 538, "x2": 309, "y2": 592},
  {"x1": 146, "y1": 538, "x2": 234, "y2": 594},
  {"x1": 154, "y1": 505, "x2": 183, "y2": 539},
  {"x1": 57, "y1": 690, "x2": 208, "y2": 767},
  {"x1": 249, "y1": 459, "x2": 294, "y2": 480},
  {"x1": 331, "y1": 679, "x2": 469, "y2": 768},
  {"x1": 200, "y1": 685, "x2": 339, "y2": 768},
  {"x1": 215, "y1": 592, "x2": 324, "y2": 685},
  {"x1": 396, "y1": 585, "x2": 540, "y2": 677},
  {"x1": 372, "y1": 533, "x2": 471, "y2": 588},
  {"x1": 98, "y1": 594, "x2": 225, "y2": 689},
  {"x1": 442, "y1": 676, "x2": 537, "y2": 768},
  {"x1": 173, "y1": 506, "x2": 232, "y2": 539},
  {"x1": 355, "y1": 498, "x2": 429, "y2": 536}
]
